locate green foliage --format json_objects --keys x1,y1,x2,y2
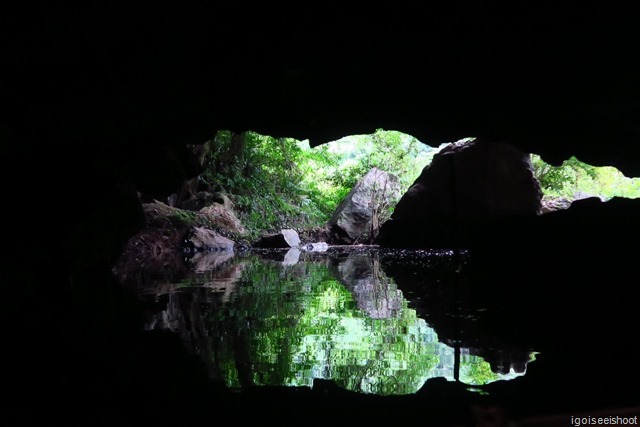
[
  {"x1": 531, "y1": 154, "x2": 640, "y2": 200},
  {"x1": 203, "y1": 131, "x2": 327, "y2": 239},
  {"x1": 459, "y1": 354, "x2": 500, "y2": 385},
  {"x1": 320, "y1": 129, "x2": 437, "y2": 194},
  {"x1": 202, "y1": 129, "x2": 437, "y2": 239},
  {"x1": 207, "y1": 255, "x2": 440, "y2": 394}
]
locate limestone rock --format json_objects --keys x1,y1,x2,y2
[
  {"x1": 541, "y1": 196, "x2": 571, "y2": 214},
  {"x1": 327, "y1": 167, "x2": 401, "y2": 244},
  {"x1": 377, "y1": 139, "x2": 542, "y2": 248},
  {"x1": 188, "y1": 227, "x2": 235, "y2": 251},
  {"x1": 253, "y1": 229, "x2": 301, "y2": 248},
  {"x1": 195, "y1": 203, "x2": 245, "y2": 235}
]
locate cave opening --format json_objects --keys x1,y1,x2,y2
[
  {"x1": 113, "y1": 129, "x2": 640, "y2": 401},
  {"x1": 6, "y1": 2, "x2": 640, "y2": 423},
  {"x1": 165, "y1": 128, "x2": 450, "y2": 246},
  {"x1": 533, "y1": 154, "x2": 640, "y2": 213},
  {"x1": 163, "y1": 130, "x2": 640, "y2": 251}
]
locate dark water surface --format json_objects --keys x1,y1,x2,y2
[{"x1": 133, "y1": 247, "x2": 535, "y2": 395}]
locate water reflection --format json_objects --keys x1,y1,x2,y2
[{"x1": 137, "y1": 248, "x2": 533, "y2": 395}]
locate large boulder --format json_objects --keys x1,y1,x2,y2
[
  {"x1": 111, "y1": 200, "x2": 193, "y2": 286},
  {"x1": 195, "y1": 202, "x2": 246, "y2": 235},
  {"x1": 327, "y1": 167, "x2": 401, "y2": 244},
  {"x1": 377, "y1": 139, "x2": 542, "y2": 248},
  {"x1": 187, "y1": 227, "x2": 235, "y2": 251}
]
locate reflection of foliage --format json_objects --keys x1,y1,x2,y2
[
  {"x1": 207, "y1": 256, "x2": 440, "y2": 394},
  {"x1": 204, "y1": 254, "x2": 527, "y2": 395},
  {"x1": 532, "y1": 154, "x2": 640, "y2": 200},
  {"x1": 459, "y1": 355, "x2": 501, "y2": 385},
  {"x1": 294, "y1": 284, "x2": 440, "y2": 395}
]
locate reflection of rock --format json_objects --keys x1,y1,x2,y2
[
  {"x1": 332, "y1": 252, "x2": 404, "y2": 319},
  {"x1": 471, "y1": 346, "x2": 531, "y2": 374},
  {"x1": 145, "y1": 291, "x2": 219, "y2": 379},
  {"x1": 112, "y1": 227, "x2": 190, "y2": 286},
  {"x1": 191, "y1": 250, "x2": 235, "y2": 273},
  {"x1": 380, "y1": 256, "x2": 534, "y2": 375},
  {"x1": 113, "y1": 201, "x2": 240, "y2": 287},
  {"x1": 145, "y1": 258, "x2": 248, "y2": 378},
  {"x1": 283, "y1": 248, "x2": 301, "y2": 266},
  {"x1": 201, "y1": 260, "x2": 247, "y2": 303},
  {"x1": 253, "y1": 229, "x2": 301, "y2": 248},
  {"x1": 327, "y1": 167, "x2": 401, "y2": 244}
]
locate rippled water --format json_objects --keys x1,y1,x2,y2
[{"x1": 134, "y1": 247, "x2": 535, "y2": 395}]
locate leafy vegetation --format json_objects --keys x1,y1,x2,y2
[
  {"x1": 200, "y1": 129, "x2": 640, "y2": 239},
  {"x1": 531, "y1": 154, "x2": 640, "y2": 200},
  {"x1": 202, "y1": 129, "x2": 438, "y2": 239}
]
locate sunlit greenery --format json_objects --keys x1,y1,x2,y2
[
  {"x1": 202, "y1": 129, "x2": 438, "y2": 239},
  {"x1": 203, "y1": 253, "x2": 526, "y2": 395},
  {"x1": 531, "y1": 154, "x2": 640, "y2": 200}
]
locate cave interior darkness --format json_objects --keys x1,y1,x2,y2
[{"x1": 3, "y1": 3, "x2": 640, "y2": 425}]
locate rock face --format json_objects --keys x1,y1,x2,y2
[
  {"x1": 111, "y1": 201, "x2": 192, "y2": 286},
  {"x1": 187, "y1": 227, "x2": 235, "y2": 251},
  {"x1": 195, "y1": 202, "x2": 246, "y2": 235},
  {"x1": 253, "y1": 229, "x2": 301, "y2": 248},
  {"x1": 377, "y1": 139, "x2": 542, "y2": 248},
  {"x1": 113, "y1": 202, "x2": 239, "y2": 285},
  {"x1": 327, "y1": 167, "x2": 401, "y2": 244},
  {"x1": 541, "y1": 196, "x2": 572, "y2": 214}
]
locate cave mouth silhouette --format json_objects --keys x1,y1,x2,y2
[{"x1": 4, "y1": 3, "x2": 640, "y2": 423}]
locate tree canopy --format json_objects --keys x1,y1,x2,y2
[
  {"x1": 531, "y1": 154, "x2": 640, "y2": 200},
  {"x1": 202, "y1": 129, "x2": 439, "y2": 239}
]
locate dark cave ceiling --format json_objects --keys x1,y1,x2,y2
[{"x1": 3, "y1": 2, "x2": 640, "y2": 177}]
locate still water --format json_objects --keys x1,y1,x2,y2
[{"x1": 133, "y1": 247, "x2": 534, "y2": 395}]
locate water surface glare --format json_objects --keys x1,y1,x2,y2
[{"x1": 138, "y1": 248, "x2": 532, "y2": 395}]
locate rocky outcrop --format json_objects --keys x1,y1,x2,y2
[
  {"x1": 195, "y1": 202, "x2": 245, "y2": 235},
  {"x1": 113, "y1": 201, "x2": 238, "y2": 285},
  {"x1": 541, "y1": 196, "x2": 572, "y2": 214},
  {"x1": 377, "y1": 139, "x2": 542, "y2": 248},
  {"x1": 187, "y1": 227, "x2": 235, "y2": 251},
  {"x1": 112, "y1": 201, "x2": 192, "y2": 285},
  {"x1": 327, "y1": 167, "x2": 401, "y2": 244},
  {"x1": 253, "y1": 229, "x2": 301, "y2": 248}
]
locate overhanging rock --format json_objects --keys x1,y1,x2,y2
[{"x1": 377, "y1": 139, "x2": 542, "y2": 248}]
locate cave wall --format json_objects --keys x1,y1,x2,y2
[
  {"x1": 3, "y1": 5, "x2": 640, "y2": 422},
  {"x1": 5, "y1": 3, "x2": 640, "y2": 173},
  {"x1": 377, "y1": 139, "x2": 543, "y2": 248},
  {"x1": 4, "y1": 3, "x2": 639, "y2": 286}
]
